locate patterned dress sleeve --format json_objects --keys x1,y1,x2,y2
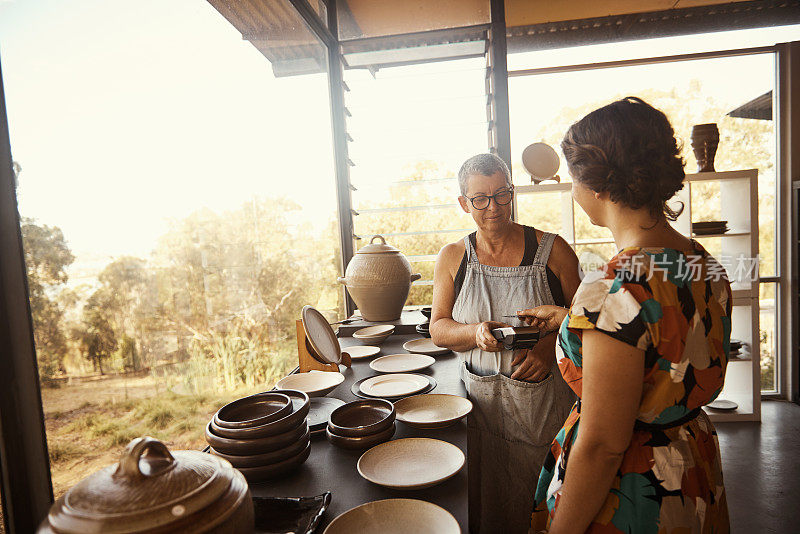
[{"x1": 566, "y1": 270, "x2": 651, "y2": 350}]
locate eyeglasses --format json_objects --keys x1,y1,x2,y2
[{"x1": 465, "y1": 188, "x2": 514, "y2": 210}]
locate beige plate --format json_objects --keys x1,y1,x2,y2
[
  {"x1": 394, "y1": 394, "x2": 473, "y2": 429},
  {"x1": 359, "y1": 373, "x2": 429, "y2": 398},
  {"x1": 342, "y1": 345, "x2": 381, "y2": 360},
  {"x1": 353, "y1": 325, "x2": 395, "y2": 337},
  {"x1": 323, "y1": 498, "x2": 459, "y2": 534},
  {"x1": 276, "y1": 371, "x2": 345, "y2": 397},
  {"x1": 357, "y1": 438, "x2": 465, "y2": 490},
  {"x1": 369, "y1": 353, "x2": 435, "y2": 373},
  {"x1": 402, "y1": 338, "x2": 450, "y2": 355}
]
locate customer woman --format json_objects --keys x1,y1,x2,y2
[
  {"x1": 430, "y1": 153, "x2": 581, "y2": 534},
  {"x1": 521, "y1": 97, "x2": 730, "y2": 533}
]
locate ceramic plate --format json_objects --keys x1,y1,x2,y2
[
  {"x1": 307, "y1": 397, "x2": 346, "y2": 432},
  {"x1": 394, "y1": 394, "x2": 473, "y2": 429},
  {"x1": 341, "y1": 345, "x2": 381, "y2": 360},
  {"x1": 369, "y1": 354, "x2": 435, "y2": 374},
  {"x1": 359, "y1": 373, "x2": 429, "y2": 398},
  {"x1": 707, "y1": 399, "x2": 738, "y2": 411},
  {"x1": 402, "y1": 338, "x2": 450, "y2": 355},
  {"x1": 357, "y1": 438, "x2": 465, "y2": 490},
  {"x1": 323, "y1": 499, "x2": 459, "y2": 534},
  {"x1": 351, "y1": 375, "x2": 437, "y2": 401},
  {"x1": 276, "y1": 371, "x2": 345, "y2": 397},
  {"x1": 302, "y1": 305, "x2": 343, "y2": 365},
  {"x1": 353, "y1": 325, "x2": 395, "y2": 337}
]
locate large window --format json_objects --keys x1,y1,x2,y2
[
  {"x1": 509, "y1": 25, "x2": 800, "y2": 394},
  {"x1": 0, "y1": 0, "x2": 340, "y2": 499}
]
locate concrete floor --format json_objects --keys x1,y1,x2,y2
[{"x1": 716, "y1": 400, "x2": 800, "y2": 534}]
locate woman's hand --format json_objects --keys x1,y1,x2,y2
[
  {"x1": 517, "y1": 305, "x2": 569, "y2": 333},
  {"x1": 474, "y1": 321, "x2": 509, "y2": 352}
]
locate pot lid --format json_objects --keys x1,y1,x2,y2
[
  {"x1": 51, "y1": 437, "x2": 234, "y2": 532},
  {"x1": 356, "y1": 235, "x2": 400, "y2": 254},
  {"x1": 301, "y1": 305, "x2": 342, "y2": 365}
]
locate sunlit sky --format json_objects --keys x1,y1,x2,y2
[{"x1": 0, "y1": 0, "x2": 798, "y2": 280}]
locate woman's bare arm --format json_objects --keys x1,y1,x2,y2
[
  {"x1": 549, "y1": 235, "x2": 582, "y2": 305},
  {"x1": 547, "y1": 330, "x2": 644, "y2": 534},
  {"x1": 430, "y1": 242, "x2": 505, "y2": 352}
]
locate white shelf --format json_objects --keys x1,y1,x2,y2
[
  {"x1": 515, "y1": 182, "x2": 572, "y2": 194},
  {"x1": 684, "y1": 169, "x2": 758, "y2": 182},
  {"x1": 691, "y1": 230, "x2": 750, "y2": 238}
]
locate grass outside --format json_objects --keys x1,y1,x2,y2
[{"x1": 41, "y1": 374, "x2": 278, "y2": 499}]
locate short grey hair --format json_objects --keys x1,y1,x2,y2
[{"x1": 457, "y1": 153, "x2": 511, "y2": 195}]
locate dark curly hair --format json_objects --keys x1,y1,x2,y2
[{"x1": 561, "y1": 96, "x2": 685, "y2": 221}]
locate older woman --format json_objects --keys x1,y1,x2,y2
[
  {"x1": 430, "y1": 153, "x2": 581, "y2": 534},
  {"x1": 522, "y1": 97, "x2": 730, "y2": 533}
]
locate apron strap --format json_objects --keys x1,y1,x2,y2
[
  {"x1": 464, "y1": 234, "x2": 479, "y2": 265},
  {"x1": 533, "y1": 232, "x2": 556, "y2": 267}
]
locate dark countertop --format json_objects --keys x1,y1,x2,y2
[{"x1": 248, "y1": 333, "x2": 467, "y2": 531}]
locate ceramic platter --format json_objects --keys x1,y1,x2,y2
[
  {"x1": 301, "y1": 305, "x2": 343, "y2": 365},
  {"x1": 402, "y1": 338, "x2": 450, "y2": 356},
  {"x1": 341, "y1": 345, "x2": 381, "y2": 360},
  {"x1": 323, "y1": 498, "x2": 459, "y2": 534},
  {"x1": 351, "y1": 375, "x2": 436, "y2": 401},
  {"x1": 394, "y1": 394, "x2": 473, "y2": 429},
  {"x1": 369, "y1": 353, "x2": 435, "y2": 374},
  {"x1": 357, "y1": 438, "x2": 465, "y2": 490},
  {"x1": 707, "y1": 399, "x2": 738, "y2": 411},
  {"x1": 359, "y1": 373, "x2": 430, "y2": 398},
  {"x1": 276, "y1": 371, "x2": 345, "y2": 397}
]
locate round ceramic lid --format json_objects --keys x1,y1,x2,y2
[
  {"x1": 302, "y1": 305, "x2": 342, "y2": 365},
  {"x1": 53, "y1": 437, "x2": 234, "y2": 532},
  {"x1": 356, "y1": 235, "x2": 400, "y2": 255}
]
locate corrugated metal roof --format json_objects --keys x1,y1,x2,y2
[{"x1": 728, "y1": 91, "x2": 772, "y2": 120}]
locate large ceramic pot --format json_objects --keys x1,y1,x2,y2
[
  {"x1": 38, "y1": 436, "x2": 253, "y2": 534},
  {"x1": 337, "y1": 235, "x2": 421, "y2": 321}
]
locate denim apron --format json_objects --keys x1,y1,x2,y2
[{"x1": 452, "y1": 231, "x2": 576, "y2": 534}]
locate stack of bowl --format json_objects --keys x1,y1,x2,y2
[
  {"x1": 205, "y1": 389, "x2": 311, "y2": 482},
  {"x1": 353, "y1": 325, "x2": 395, "y2": 345},
  {"x1": 691, "y1": 123, "x2": 719, "y2": 172},
  {"x1": 326, "y1": 399, "x2": 396, "y2": 450},
  {"x1": 416, "y1": 307, "x2": 432, "y2": 337}
]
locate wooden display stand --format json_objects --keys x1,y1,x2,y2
[{"x1": 295, "y1": 320, "x2": 351, "y2": 372}]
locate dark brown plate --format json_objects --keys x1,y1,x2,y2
[
  {"x1": 253, "y1": 493, "x2": 331, "y2": 534},
  {"x1": 328, "y1": 399, "x2": 395, "y2": 437},
  {"x1": 214, "y1": 392, "x2": 292, "y2": 429},
  {"x1": 237, "y1": 442, "x2": 311, "y2": 482},
  {"x1": 206, "y1": 421, "x2": 308, "y2": 456},
  {"x1": 326, "y1": 423, "x2": 395, "y2": 450},
  {"x1": 210, "y1": 428, "x2": 310, "y2": 468},
  {"x1": 212, "y1": 390, "x2": 310, "y2": 439}
]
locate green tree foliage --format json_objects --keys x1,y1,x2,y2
[
  {"x1": 76, "y1": 295, "x2": 117, "y2": 374},
  {"x1": 20, "y1": 218, "x2": 74, "y2": 377}
]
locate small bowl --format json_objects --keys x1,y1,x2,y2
[
  {"x1": 276, "y1": 372, "x2": 345, "y2": 397},
  {"x1": 326, "y1": 423, "x2": 395, "y2": 450},
  {"x1": 205, "y1": 421, "x2": 308, "y2": 456},
  {"x1": 420, "y1": 307, "x2": 432, "y2": 320},
  {"x1": 328, "y1": 399, "x2": 395, "y2": 437},
  {"x1": 209, "y1": 428, "x2": 310, "y2": 468},
  {"x1": 236, "y1": 442, "x2": 312, "y2": 482},
  {"x1": 213, "y1": 392, "x2": 292, "y2": 429},
  {"x1": 353, "y1": 326, "x2": 395, "y2": 346}
]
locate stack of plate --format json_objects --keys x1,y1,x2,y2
[
  {"x1": 403, "y1": 338, "x2": 450, "y2": 356},
  {"x1": 205, "y1": 389, "x2": 311, "y2": 481},
  {"x1": 352, "y1": 373, "x2": 437, "y2": 401},
  {"x1": 415, "y1": 307, "x2": 432, "y2": 338},
  {"x1": 692, "y1": 220, "x2": 728, "y2": 235},
  {"x1": 326, "y1": 399, "x2": 396, "y2": 450},
  {"x1": 353, "y1": 325, "x2": 395, "y2": 345}
]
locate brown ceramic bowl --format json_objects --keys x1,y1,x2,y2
[
  {"x1": 211, "y1": 390, "x2": 310, "y2": 439},
  {"x1": 209, "y1": 428, "x2": 310, "y2": 468},
  {"x1": 213, "y1": 392, "x2": 292, "y2": 429},
  {"x1": 205, "y1": 420, "x2": 308, "y2": 456},
  {"x1": 236, "y1": 441, "x2": 312, "y2": 482},
  {"x1": 326, "y1": 423, "x2": 395, "y2": 450},
  {"x1": 328, "y1": 399, "x2": 395, "y2": 437}
]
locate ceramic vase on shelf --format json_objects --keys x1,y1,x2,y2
[{"x1": 691, "y1": 123, "x2": 719, "y2": 173}]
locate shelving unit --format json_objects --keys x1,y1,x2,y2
[{"x1": 515, "y1": 169, "x2": 761, "y2": 422}]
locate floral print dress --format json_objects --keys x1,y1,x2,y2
[{"x1": 531, "y1": 242, "x2": 731, "y2": 533}]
